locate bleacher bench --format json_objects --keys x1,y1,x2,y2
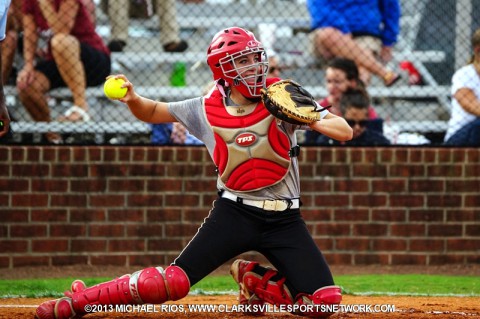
[
  {"x1": 6, "y1": 0, "x2": 452, "y2": 141},
  {"x1": 6, "y1": 81, "x2": 451, "y2": 138},
  {"x1": 6, "y1": 83, "x2": 450, "y2": 104},
  {"x1": 10, "y1": 121, "x2": 151, "y2": 134}
]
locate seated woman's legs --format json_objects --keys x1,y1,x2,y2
[
  {"x1": 17, "y1": 69, "x2": 63, "y2": 143},
  {"x1": 17, "y1": 70, "x2": 51, "y2": 122},
  {"x1": 50, "y1": 33, "x2": 88, "y2": 120},
  {"x1": 313, "y1": 27, "x2": 398, "y2": 86}
]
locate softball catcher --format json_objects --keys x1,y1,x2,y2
[{"x1": 36, "y1": 27, "x2": 352, "y2": 319}]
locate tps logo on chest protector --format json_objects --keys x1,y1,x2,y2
[{"x1": 235, "y1": 133, "x2": 257, "y2": 147}]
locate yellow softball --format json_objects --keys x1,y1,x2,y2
[{"x1": 103, "y1": 77, "x2": 128, "y2": 99}]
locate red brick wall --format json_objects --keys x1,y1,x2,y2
[{"x1": 1, "y1": 146, "x2": 479, "y2": 268}]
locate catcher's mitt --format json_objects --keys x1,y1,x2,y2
[{"x1": 261, "y1": 79, "x2": 329, "y2": 125}]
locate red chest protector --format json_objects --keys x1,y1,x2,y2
[{"x1": 204, "y1": 78, "x2": 292, "y2": 192}]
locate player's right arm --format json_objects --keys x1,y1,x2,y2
[{"x1": 112, "y1": 74, "x2": 177, "y2": 123}]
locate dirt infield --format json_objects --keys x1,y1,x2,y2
[
  {"x1": 1, "y1": 264, "x2": 479, "y2": 318},
  {"x1": 1, "y1": 295, "x2": 479, "y2": 319}
]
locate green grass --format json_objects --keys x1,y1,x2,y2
[
  {"x1": 334, "y1": 274, "x2": 480, "y2": 296},
  {"x1": 1, "y1": 275, "x2": 479, "y2": 298}
]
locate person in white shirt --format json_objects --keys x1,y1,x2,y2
[{"x1": 444, "y1": 28, "x2": 480, "y2": 146}]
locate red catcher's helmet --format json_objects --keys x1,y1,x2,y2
[{"x1": 207, "y1": 27, "x2": 268, "y2": 98}]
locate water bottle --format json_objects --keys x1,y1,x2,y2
[{"x1": 170, "y1": 62, "x2": 187, "y2": 87}]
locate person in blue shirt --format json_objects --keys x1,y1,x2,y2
[
  {"x1": 316, "y1": 88, "x2": 391, "y2": 146},
  {"x1": 307, "y1": 0, "x2": 401, "y2": 86},
  {"x1": 151, "y1": 122, "x2": 203, "y2": 145}
]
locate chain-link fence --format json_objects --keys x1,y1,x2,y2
[{"x1": 3, "y1": 0, "x2": 479, "y2": 145}]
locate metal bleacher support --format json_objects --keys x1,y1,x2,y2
[{"x1": 6, "y1": 0, "x2": 452, "y2": 144}]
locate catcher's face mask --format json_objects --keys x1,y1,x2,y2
[
  {"x1": 206, "y1": 27, "x2": 268, "y2": 98},
  {"x1": 220, "y1": 50, "x2": 268, "y2": 98}
]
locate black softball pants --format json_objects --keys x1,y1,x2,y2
[{"x1": 174, "y1": 197, "x2": 334, "y2": 297}]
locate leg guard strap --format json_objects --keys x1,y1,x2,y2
[{"x1": 244, "y1": 269, "x2": 294, "y2": 306}]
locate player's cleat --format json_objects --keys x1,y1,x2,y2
[
  {"x1": 230, "y1": 259, "x2": 265, "y2": 315},
  {"x1": 35, "y1": 297, "x2": 76, "y2": 319}
]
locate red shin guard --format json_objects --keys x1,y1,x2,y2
[{"x1": 70, "y1": 266, "x2": 190, "y2": 315}]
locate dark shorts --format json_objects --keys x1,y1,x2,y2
[
  {"x1": 35, "y1": 43, "x2": 111, "y2": 90},
  {"x1": 444, "y1": 118, "x2": 480, "y2": 146}
]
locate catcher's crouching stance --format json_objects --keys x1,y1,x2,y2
[
  {"x1": 36, "y1": 26, "x2": 351, "y2": 319},
  {"x1": 36, "y1": 262, "x2": 341, "y2": 319}
]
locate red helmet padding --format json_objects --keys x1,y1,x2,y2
[{"x1": 226, "y1": 159, "x2": 288, "y2": 191}]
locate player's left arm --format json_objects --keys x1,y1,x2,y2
[{"x1": 309, "y1": 113, "x2": 352, "y2": 142}]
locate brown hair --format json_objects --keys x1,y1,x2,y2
[
  {"x1": 468, "y1": 28, "x2": 480, "y2": 64},
  {"x1": 326, "y1": 58, "x2": 367, "y2": 89},
  {"x1": 339, "y1": 88, "x2": 370, "y2": 114}
]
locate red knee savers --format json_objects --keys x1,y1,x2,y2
[
  {"x1": 294, "y1": 285, "x2": 342, "y2": 318},
  {"x1": 131, "y1": 266, "x2": 190, "y2": 304},
  {"x1": 311, "y1": 285, "x2": 342, "y2": 306},
  {"x1": 164, "y1": 265, "x2": 191, "y2": 300}
]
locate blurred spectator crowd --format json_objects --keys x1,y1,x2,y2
[{"x1": 0, "y1": 0, "x2": 478, "y2": 147}]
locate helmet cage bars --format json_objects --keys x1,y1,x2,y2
[
  {"x1": 218, "y1": 47, "x2": 268, "y2": 98},
  {"x1": 207, "y1": 27, "x2": 269, "y2": 98}
]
